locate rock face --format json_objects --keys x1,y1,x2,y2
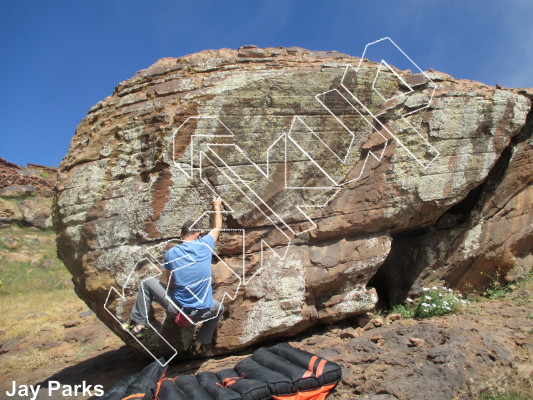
[
  {"x1": 0, "y1": 158, "x2": 56, "y2": 229},
  {"x1": 53, "y1": 45, "x2": 532, "y2": 358}
]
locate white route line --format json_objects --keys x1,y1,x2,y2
[
  {"x1": 372, "y1": 60, "x2": 414, "y2": 103},
  {"x1": 104, "y1": 258, "x2": 178, "y2": 366},
  {"x1": 149, "y1": 237, "x2": 241, "y2": 325},
  {"x1": 342, "y1": 36, "x2": 440, "y2": 168},
  {"x1": 105, "y1": 37, "x2": 442, "y2": 364}
]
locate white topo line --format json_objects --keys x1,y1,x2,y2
[{"x1": 105, "y1": 36, "x2": 441, "y2": 364}]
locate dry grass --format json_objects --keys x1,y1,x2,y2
[
  {"x1": 0, "y1": 223, "x2": 124, "y2": 377},
  {"x1": 0, "y1": 287, "x2": 124, "y2": 374}
]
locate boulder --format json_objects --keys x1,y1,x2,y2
[
  {"x1": 53, "y1": 46, "x2": 532, "y2": 358},
  {"x1": 374, "y1": 112, "x2": 533, "y2": 304},
  {"x1": 19, "y1": 200, "x2": 52, "y2": 229},
  {"x1": 1, "y1": 184, "x2": 36, "y2": 198},
  {"x1": 0, "y1": 199, "x2": 23, "y2": 227}
]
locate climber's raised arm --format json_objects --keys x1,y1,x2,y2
[{"x1": 207, "y1": 196, "x2": 222, "y2": 242}]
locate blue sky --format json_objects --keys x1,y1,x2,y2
[{"x1": 1, "y1": 0, "x2": 532, "y2": 167}]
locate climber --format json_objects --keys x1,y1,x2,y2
[{"x1": 125, "y1": 196, "x2": 224, "y2": 353}]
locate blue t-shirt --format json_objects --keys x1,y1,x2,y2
[{"x1": 163, "y1": 234, "x2": 215, "y2": 310}]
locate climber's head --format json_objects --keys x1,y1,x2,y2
[{"x1": 180, "y1": 220, "x2": 201, "y2": 241}]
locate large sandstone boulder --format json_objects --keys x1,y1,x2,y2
[{"x1": 53, "y1": 45, "x2": 532, "y2": 359}]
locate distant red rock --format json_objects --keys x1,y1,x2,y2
[{"x1": 0, "y1": 158, "x2": 57, "y2": 197}]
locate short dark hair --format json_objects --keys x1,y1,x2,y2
[{"x1": 181, "y1": 220, "x2": 195, "y2": 237}]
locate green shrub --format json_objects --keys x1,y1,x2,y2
[
  {"x1": 414, "y1": 287, "x2": 467, "y2": 318},
  {"x1": 392, "y1": 302, "x2": 415, "y2": 319},
  {"x1": 483, "y1": 280, "x2": 512, "y2": 299},
  {"x1": 391, "y1": 286, "x2": 468, "y2": 319}
]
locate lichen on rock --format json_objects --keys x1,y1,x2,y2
[{"x1": 53, "y1": 46, "x2": 532, "y2": 358}]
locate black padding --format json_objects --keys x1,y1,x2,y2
[
  {"x1": 314, "y1": 360, "x2": 342, "y2": 387},
  {"x1": 197, "y1": 371, "x2": 241, "y2": 400},
  {"x1": 267, "y1": 343, "x2": 314, "y2": 369},
  {"x1": 89, "y1": 358, "x2": 166, "y2": 400},
  {"x1": 268, "y1": 343, "x2": 342, "y2": 386},
  {"x1": 156, "y1": 379, "x2": 189, "y2": 400},
  {"x1": 227, "y1": 379, "x2": 270, "y2": 400},
  {"x1": 235, "y1": 356, "x2": 293, "y2": 396},
  {"x1": 215, "y1": 368, "x2": 270, "y2": 400},
  {"x1": 216, "y1": 368, "x2": 240, "y2": 382},
  {"x1": 129, "y1": 359, "x2": 165, "y2": 400},
  {"x1": 252, "y1": 347, "x2": 320, "y2": 391},
  {"x1": 89, "y1": 372, "x2": 138, "y2": 400},
  {"x1": 94, "y1": 344, "x2": 341, "y2": 400},
  {"x1": 175, "y1": 375, "x2": 214, "y2": 400}
]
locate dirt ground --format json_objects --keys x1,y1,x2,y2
[{"x1": 0, "y1": 279, "x2": 531, "y2": 400}]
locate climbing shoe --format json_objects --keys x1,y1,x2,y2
[{"x1": 123, "y1": 322, "x2": 147, "y2": 340}]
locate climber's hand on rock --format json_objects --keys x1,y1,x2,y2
[{"x1": 213, "y1": 196, "x2": 222, "y2": 210}]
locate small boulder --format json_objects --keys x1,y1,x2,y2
[
  {"x1": 41, "y1": 341, "x2": 62, "y2": 350},
  {"x1": 358, "y1": 315, "x2": 372, "y2": 328},
  {"x1": 388, "y1": 313, "x2": 402, "y2": 322},
  {"x1": 18, "y1": 200, "x2": 51, "y2": 229},
  {"x1": 340, "y1": 327, "x2": 360, "y2": 339},
  {"x1": 79, "y1": 310, "x2": 95, "y2": 318},
  {"x1": 0, "y1": 335, "x2": 25, "y2": 354},
  {"x1": 63, "y1": 320, "x2": 81, "y2": 328},
  {"x1": 28, "y1": 313, "x2": 49, "y2": 319},
  {"x1": 408, "y1": 337, "x2": 425, "y2": 347},
  {"x1": 2, "y1": 237, "x2": 19, "y2": 249},
  {"x1": 1, "y1": 185, "x2": 36, "y2": 198},
  {"x1": 369, "y1": 334, "x2": 385, "y2": 346}
]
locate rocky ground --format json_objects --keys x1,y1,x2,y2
[
  {"x1": 0, "y1": 277, "x2": 530, "y2": 399},
  {"x1": 0, "y1": 158, "x2": 530, "y2": 399}
]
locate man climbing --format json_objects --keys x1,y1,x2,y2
[{"x1": 125, "y1": 196, "x2": 224, "y2": 353}]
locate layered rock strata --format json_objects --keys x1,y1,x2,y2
[{"x1": 53, "y1": 46, "x2": 532, "y2": 357}]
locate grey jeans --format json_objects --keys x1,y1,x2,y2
[{"x1": 129, "y1": 278, "x2": 224, "y2": 344}]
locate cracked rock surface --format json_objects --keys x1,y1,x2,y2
[{"x1": 53, "y1": 46, "x2": 532, "y2": 358}]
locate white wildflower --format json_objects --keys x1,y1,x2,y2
[
  {"x1": 422, "y1": 287, "x2": 430, "y2": 292},
  {"x1": 406, "y1": 298, "x2": 413, "y2": 303},
  {"x1": 424, "y1": 295, "x2": 432, "y2": 300},
  {"x1": 432, "y1": 286, "x2": 438, "y2": 290}
]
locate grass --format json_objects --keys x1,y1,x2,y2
[
  {"x1": 505, "y1": 273, "x2": 532, "y2": 306},
  {"x1": 391, "y1": 302, "x2": 415, "y2": 319},
  {"x1": 481, "y1": 271, "x2": 532, "y2": 301},
  {"x1": 481, "y1": 270, "x2": 513, "y2": 299},
  {"x1": 0, "y1": 288, "x2": 123, "y2": 372},
  {"x1": 0, "y1": 226, "x2": 69, "y2": 295},
  {"x1": 478, "y1": 391, "x2": 530, "y2": 400},
  {"x1": 477, "y1": 375, "x2": 533, "y2": 400},
  {"x1": 0, "y1": 223, "x2": 76, "y2": 346},
  {"x1": 0, "y1": 222, "x2": 124, "y2": 376}
]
